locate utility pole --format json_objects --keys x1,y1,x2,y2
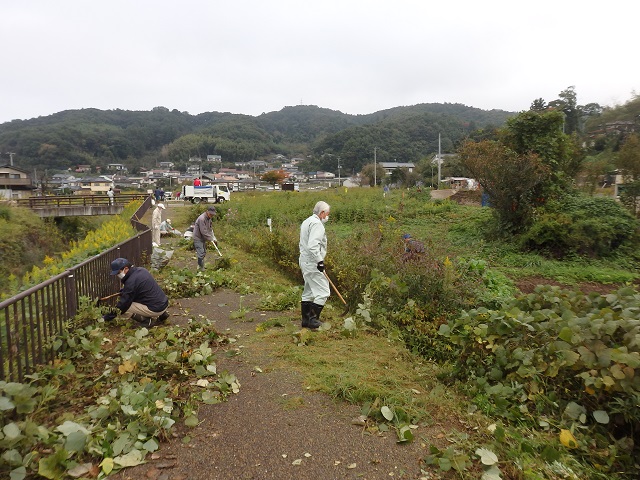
[
  {"x1": 437, "y1": 134, "x2": 442, "y2": 188},
  {"x1": 373, "y1": 147, "x2": 377, "y2": 187},
  {"x1": 5, "y1": 152, "x2": 16, "y2": 166},
  {"x1": 337, "y1": 156, "x2": 341, "y2": 186}
]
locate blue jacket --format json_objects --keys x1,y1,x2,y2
[{"x1": 116, "y1": 266, "x2": 169, "y2": 314}]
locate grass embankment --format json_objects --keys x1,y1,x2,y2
[
  {"x1": 163, "y1": 191, "x2": 640, "y2": 479},
  {"x1": 5, "y1": 191, "x2": 633, "y2": 479},
  {"x1": 0, "y1": 201, "x2": 140, "y2": 299}
]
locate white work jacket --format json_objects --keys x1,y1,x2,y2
[{"x1": 299, "y1": 214, "x2": 326, "y2": 263}]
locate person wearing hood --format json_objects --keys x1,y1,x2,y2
[{"x1": 298, "y1": 201, "x2": 331, "y2": 329}]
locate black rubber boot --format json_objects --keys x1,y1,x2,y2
[
  {"x1": 156, "y1": 311, "x2": 170, "y2": 324},
  {"x1": 311, "y1": 303, "x2": 324, "y2": 323},
  {"x1": 301, "y1": 301, "x2": 321, "y2": 329}
]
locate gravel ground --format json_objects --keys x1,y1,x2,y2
[{"x1": 108, "y1": 290, "x2": 433, "y2": 480}]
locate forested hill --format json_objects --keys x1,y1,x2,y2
[{"x1": 0, "y1": 103, "x2": 514, "y2": 173}]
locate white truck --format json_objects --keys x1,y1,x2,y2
[{"x1": 181, "y1": 185, "x2": 231, "y2": 204}]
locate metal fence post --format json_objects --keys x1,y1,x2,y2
[{"x1": 65, "y1": 274, "x2": 77, "y2": 319}]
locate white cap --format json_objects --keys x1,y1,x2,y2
[
  {"x1": 157, "y1": 203, "x2": 166, "y2": 209},
  {"x1": 166, "y1": 219, "x2": 171, "y2": 223}
]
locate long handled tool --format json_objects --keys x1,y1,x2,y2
[
  {"x1": 323, "y1": 271, "x2": 347, "y2": 305},
  {"x1": 100, "y1": 292, "x2": 120, "y2": 301},
  {"x1": 95, "y1": 292, "x2": 120, "y2": 307},
  {"x1": 212, "y1": 241, "x2": 223, "y2": 257}
]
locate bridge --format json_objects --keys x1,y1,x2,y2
[{"x1": 15, "y1": 193, "x2": 151, "y2": 217}]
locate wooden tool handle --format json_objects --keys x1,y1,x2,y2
[{"x1": 323, "y1": 271, "x2": 347, "y2": 305}]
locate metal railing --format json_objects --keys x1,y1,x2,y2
[
  {"x1": 16, "y1": 193, "x2": 149, "y2": 208},
  {"x1": 0, "y1": 195, "x2": 153, "y2": 382}
]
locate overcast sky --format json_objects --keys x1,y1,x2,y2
[{"x1": 1, "y1": 1, "x2": 638, "y2": 125}]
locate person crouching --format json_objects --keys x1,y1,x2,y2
[{"x1": 103, "y1": 258, "x2": 169, "y2": 327}]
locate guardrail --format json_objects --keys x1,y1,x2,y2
[{"x1": 0, "y1": 195, "x2": 153, "y2": 382}]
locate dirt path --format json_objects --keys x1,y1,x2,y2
[{"x1": 109, "y1": 290, "x2": 430, "y2": 480}]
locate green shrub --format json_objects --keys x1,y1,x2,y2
[
  {"x1": 438, "y1": 285, "x2": 640, "y2": 476},
  {"x1": 519, "y1": 193, "x2": 639, "y2": 258}
]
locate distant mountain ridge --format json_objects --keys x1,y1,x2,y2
[{"x1": 0, "y1": 103, "x2": 515, "y2": 172}]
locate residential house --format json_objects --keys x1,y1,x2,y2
[
  {"x1": 206, "y1": 155, "x2": 222, "y2": 163},
  {"x1": 0, "y1": 165, "x2": 35, "y2": 199},
  {"x1": 46, "y1": 174, "x2": 81, "y2": 194},
  {"x1": 158, "y1": 161, "x2": 175, "y2": 169},
  {"x1": 186, "y1": 165, "x2": 201, "y2": 175},
  {"x1": 380, "y1": 162, "x2": 415, "y2": 176},
  {"x1": 75, "y1": 164, "x2": 92, "y2": 173},
  {"x1": 107, "y1": 163, "x2": 127, "y2": 172},
  {"x1": 78, "y1": 177, "x2": 113, "y2": 194}
]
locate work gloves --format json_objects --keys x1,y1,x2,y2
[
  {"x1": 317, "y1": 261, "x2": 325, "y2": 272},
  {"x1": 102, "y1": 312, "x2": 117, "y2": 322}
]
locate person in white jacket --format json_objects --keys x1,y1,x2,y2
[
  {"x1": 151, "y1": 203, "x2": 165, "y2": 246},
  {"x1": 298, "y1": 201, "x2": 331, "y2": 329}
]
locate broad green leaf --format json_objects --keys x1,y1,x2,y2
[
  {"x1": 343, "y1": 317, "x2": 356, "y2": 331},
  {"x1": 558, "y1": 327, "x2": 574, "y2": 343},
  {"x1": 481, "y1": 464, "x2": 503, "y2": 480},
  {"x1": 3, "y1": 422, "x2": 22, "y2": 441},
  {"x1": 451, "y1": 453, "x2": 470, "y2": 472},
  {"x1": 438, "y1": 457, "x2": 452, "y2": 471},
  {"x1": 475, "y1": 448, "x2": 498, "y2": 465},
  {"x1": 561, "y1": 350, "x2": 580, "y2": 366},
  {"x1": 14, "y1": 396, "x2": 37, "y2": 414},
  {"x1": 201, "y1": 390, "x2": 220, "y2": 404},
  {"x1": 2, "y1": 449, "x2": 22, "y2": 466},
  {"x1": 65, "y1": 431, "x2": 87, "y2": 452},
  {"x1": 397, "y1": 425, "x2": 414, "y2": 443},
  {"x1": 563, "y1": 402, "x2": 585, "y2": 420},
  {"x1": 593, "y1": 410, "x2": 609, "y2": 424},
  {"x1": 114, "y1": 449, "x2": 145, "y2": 467},
  {"x1": 601, "y1": 375, "x2": 615, "y2": 387},
  {"x1": 67, "y1": 463, "x2": 92, "y2": 478},
  {"x1": 0, "y1": 396, "x2": 15, "y2": 411},
  {"x1": 381, "y1": 406, "x2": 394, "y2": 421},
  {"x1": 10, "y1": 466, "x2": 26, "y2": 480},
  {"x1": 112, "y1": 433, "x2": 131, "y2": 456},
  {"x1": 541, "y1": 444, "x2": 561, "y2": 461},
  {"x1": 38, "y1": 449, "x2": 68, "y2": 480},
  {"x1": 135, "y1": 328, "x2": 149, "y2": 339},
  {"x1": 56, "y1": 421, "x2": 90, "y2": 437},
  {"x1": 184, "y1": 415, "x2": 199, "y2": 427},
  {"x1": 121, "y1": 404, "x2": 137, "y2": 415},
  {"x1": 167, "y1": 351, "x2": 178, "y2": 363},
  {"x1": 142, "y1": 438, "x2": 159, "y2": 452}
]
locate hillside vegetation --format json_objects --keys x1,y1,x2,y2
[{"x1": 0, "y1": 103, "x2": 513, "y2": 176}]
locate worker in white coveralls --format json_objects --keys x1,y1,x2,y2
[
  {"x1": 152, "y1": 203, "x2": 165, "y2": 246},
  {"x1": 298, "y1": 201, "x2": 331, "y2": 329}
]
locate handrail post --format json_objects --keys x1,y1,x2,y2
[{"x1": 65, "y1": 274, "x2": 77, "y2": 319}]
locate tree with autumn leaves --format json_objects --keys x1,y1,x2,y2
[
  {"x1": 459, "y1": 109, "x2": 583, "y2": 232},
  {"x1": 458, "y1": 109, "x2": 638, "y2": 257}
]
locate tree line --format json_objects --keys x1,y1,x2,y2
[{"x1": 0, "y1": 103, "x2": 513, "y2": 175}]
